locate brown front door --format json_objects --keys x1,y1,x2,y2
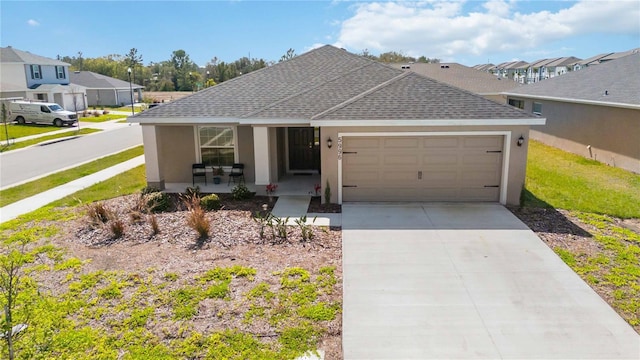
[{"x1": 288, "y1": 127, "x2": 319, "y2": 171}]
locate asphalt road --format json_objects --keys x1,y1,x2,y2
[{"x1": 0, "y1": 124, "x2": 142, "y2": 189}]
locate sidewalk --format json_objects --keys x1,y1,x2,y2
[
  {"x1": 0, "y1": 155, "x2": 144, "y2": 224},
  {"x1": 272, "y1": 195, "x2": 342, "y2": 227}
]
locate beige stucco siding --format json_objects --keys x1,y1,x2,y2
[
  {"x1": 320, "y1": 125, "x2": 530, "y2": 205},
  {"x1": 514, "y1": 98, "x2": 639, "y2": 173},
  {"x1": 157, "y1": 125, "x2": 197, "y2": 183},
  {"x1": 237, "y1": 125, "x2": 256, "y2": 183}
]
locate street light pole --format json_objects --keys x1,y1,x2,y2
[{"x1": 127, "y1": 67, "x2": 134, "y2": 115}]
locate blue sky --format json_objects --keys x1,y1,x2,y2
[{"x1": 1, "y1": 1, "x2": 638, "y2": 66}]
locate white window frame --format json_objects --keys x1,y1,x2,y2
[
  {"x1": 194, "y1": 125, "x2": 238, "y2": 169},
  {"x1": 56, "y1": 66, "x2": 66, "y2": 79},
  {"x1": 30, "y1": 65, "x2": 42, "y2": 79}
]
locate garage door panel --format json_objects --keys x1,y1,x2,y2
[
  {"x1": 422, "y1": 154, "x2": 458, "y2": 165},
  {"x1": 384, "y1": 138, "x2": 419, "y2": 148},
  {"x1": 423, "y1": 137, "x2": 460, "y2": 148},
  {"x1": 345, "y1": 138, "x2": 380, "y2": 149},
  {"x1": 464, "y1": 136, "x2": 503, "y2": 148},
  {"x1": 462, "y1": 154, "x2": 501, "y2": 165},
  {"x1": 342, "y1": 135, "x2": 503, "y2": 202},
  {"x1": 385, "y1": 154, "x2": 419, "y2": 165},
  {"x1": 343, "y1": 154, "x2": 379, "y2": 166}
]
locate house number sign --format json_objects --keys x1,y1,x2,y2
[{"x1": 337, "y1": 136, "x2": 343, "y2": 160}]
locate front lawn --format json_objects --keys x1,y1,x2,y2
[
  {"x1": 79, "y1": 114, "x2": 128, "y2": 122},
  {"x1": 0, "y1": 146, "x2": 144, "y2": 207},
  {"x1": 514, "y1": 140, "x2": 640, "y2": 332},
  {"x1": 1, "y1": 168, "x2": 342, "y2": 359},
  {"x1": 0, "y1": 123, "x2": 62, "y2": 141},
  {"x1": 523, "y1": 140, "x2": 640, "y2": 219},
  {"x1": 0, "y1": 128, "x2": 101, "y2": 153}
]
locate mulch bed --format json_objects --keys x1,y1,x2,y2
[{"x1": 307, "y1": 196, "x2": 342, "y2": 213}]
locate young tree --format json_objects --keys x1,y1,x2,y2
[
  {"x1": 1, "y1": 246, "x2": 31, "y2": 360},
  {"x1": 125, "y1": 48, "x2": 143, "y2": 84},
  {"x1": 279, "y1": 48, "x2": 296, "y2": 62}
]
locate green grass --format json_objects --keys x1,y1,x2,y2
[
  {"x1": 0, "y1": 128, "x2": 101, "y2": 153},
  {"x1": 0, "y1": 146, "x2": 144, "y2": 207},
  {"x1": 0, "y1": 123, "x2": 62, "y2": 140},
  {"x1": 523, "y1": 140, "x2": 640, "y2": 218},
  {"x1": 79, "y1": 114, "x2": 128, "y2": 122},
  {"x1": 50, "y1": 165, "x2": 147, "y2": 207}
]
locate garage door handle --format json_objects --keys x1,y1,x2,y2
[
  {"x1": 486, "y1": 150, "x2": 502, "y2": 153},
  {"x1": 343, "y1": 185, "x2": 357, "y2": 188},
  {"x1": 343, "y1": 151, "x2": 357, "y2": 154},
  {"x1": 484, "y1": 185, "x2": 499, "y2": 188}
]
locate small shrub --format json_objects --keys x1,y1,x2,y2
[
  {"x1": 201, "y1": 194, "x2": 221, "y2": 211},
  {"x1": 324, "y1": 180, "x2": 331, "y2": 204},
  {"x1": 232, "y1": 184, "x2": 253, "y2": 200},
  {"x1": 187, "y1": 206, "x2": 210, "y2": 239},
  {"x1": 149, "y1": 214, "x2": 160, "y2": 235},
  {"x1": 145, "y1": 191, "x2": 170, "y2": 213},
  {"x1": 129, "y1": 211, "x2": 144, "y2": 224},
  {"x1": 110, "y1": 219, "x2": 125, "y2": 239},
  {"x1": 141, "y1": 186, "x2": 160, "y2": 195},
  {"x1": 294, "y1": 215, "x2": 316, "y2": 242},
  {"x1": 103, "y1": 109, "x2": 109, "y2": 115},
  {"x1": 87, "y1": 202, "x2": 112, "y2": 224},
  {"x1": 185, "y1": 186, "x2": 201, "y2": 198},
  {"x1": 253, "y1": 212, "x2": 274, "y2": 239}
]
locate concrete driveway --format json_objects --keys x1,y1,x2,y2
[{"x1": 342, "y1": 203, "x2": 640, "y2": 359}]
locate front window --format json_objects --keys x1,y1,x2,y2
[
  {"x1": 30, "y1": 65, "x2": 42, "y2": 79},
  {"x1": 199, "y1": 126, "x2": 235, "y2": 167},
  {"x1": 56, "y1": 65, "x2": 66, "y2": 79}
]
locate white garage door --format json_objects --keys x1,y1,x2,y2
[{"x1": 342, "y1": 135, "x2": 504, "y2": 202}]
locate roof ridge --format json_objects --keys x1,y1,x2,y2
[
  {"x1": 240, "y1": 61, "x2": 379, "y2": 118},
  {"x1": 310, "y1": 71, "x2": 412, "y2": 120}
]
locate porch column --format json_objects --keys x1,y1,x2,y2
[
  {"x1": 142, "y1": 125, "x2": 164, "y2": 189},
  {"x1": 253, "y1": 126, "x2": 271, "y2": 185}
]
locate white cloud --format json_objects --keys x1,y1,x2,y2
[
  {"x1": 334, "y1": 0, "x2": 640, "y2": 62},
  {"x1": 27, "y1": 19, "x2": 40, "y2": 26}
]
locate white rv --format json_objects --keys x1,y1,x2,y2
[{"x1": 8, "y1": 101, "x2": 78, "y2": 127}]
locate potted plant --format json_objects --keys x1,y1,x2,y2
[{"x1": 212, "y1": 166, "x2": 224, "y2": 184}]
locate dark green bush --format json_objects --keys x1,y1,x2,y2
[
  {"x1": 201, "y1": 194, "x2": 221, "y2": 211},
  {"x1": 145, "y1": 192, "x2": 170, "y2": 213},
  {"x1": 141, "y1": 186, "x2": 161, "y2": 195},
  {"x1": 232, "y1": 184, "x2": 253, "y2": 200}
]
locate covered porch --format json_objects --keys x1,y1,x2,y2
[{"x1": 164, "y1": 173, "x2": 322, "y2": 197}]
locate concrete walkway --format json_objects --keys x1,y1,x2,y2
[
  {"x1": 271, "y1": 195, "x2": 342, "y2": 226},
  {"x1": 0, "y1": 156, "x2": 144, "y2": 223},
  {"x1": 342, "y1": 203, "x2": 640, "y2": 359}
]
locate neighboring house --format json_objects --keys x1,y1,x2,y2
[
  {"x1": 544, "y1": 56, "x2": 581, "y2": 78},
  {"x1": 491, "y1": 60, "x2": 529, "y2": 82},
  {"x1": 130, "y1": 45, "x2": 543, "y2": 205},
  {"x1": 472, "y1": 63, "x2": 495, "y2": 72},
  {"x1": 0, "y1": 46, "x2": 86, "y2": 110},
  {"x1": 504, "y1": 52, "x2": 639, "y2": 173},
  {"x1": 69, "y1": 71, "x2": 143, "y2": 107},
  {"x1": 573, "y1": 48, "x2": 639, "y2": 71},
  {"x1": 390, "y1": 62, "x2": 522, "y2": 104}
]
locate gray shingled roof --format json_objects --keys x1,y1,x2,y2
[
  {"x1": 505, "y1": 52, "x2": 640, "y2": 106},
  {"x1": 135, "y1": 45, "x2": 535, "y2": 122},
  {"x1": 0, "y1": 46, "x2": 69, "y2": 66},
  {"x1": 390, "y1": 62, "x2": 521, "y2": 95},
  {"x1": 70, "y1": 71, "x2": 143, "y2": 90}
]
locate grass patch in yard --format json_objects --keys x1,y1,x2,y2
[
  {"x1": 51, "y1": 164, "x2": 147, "y2": 207},
  {"x1": 80, "y1": 114, "x2": 127, "y2": 122},
  {"x1": 0, "y1": 123, "x2": 61, "y2": 140},
  {"x1": 0, "y1": 146, "x2": 144, "y2": 207},
  {"x1": 0, "y1": 128, "x2": 101, "y2": 152},
  {"x1": 552, "y1": 212, "x2": 640, "y2": 329},
  {"x1": 523, "y1": 140, "x2": 640, "y2": 218}
]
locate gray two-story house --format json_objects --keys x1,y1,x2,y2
[{"x1": 0, "y1": 46, "x2": 87, "y2": 110}]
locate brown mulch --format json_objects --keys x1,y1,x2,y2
[
  {"x1": 308, "y1": 196, "x2": 342, "y2": 213},
  {"x1": 47, "y1": 193, "x2": 343, "y2": 358}
]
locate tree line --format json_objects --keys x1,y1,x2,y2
[{"x1": 57, "y1": 47, "x2": 439, "y2": 92}]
